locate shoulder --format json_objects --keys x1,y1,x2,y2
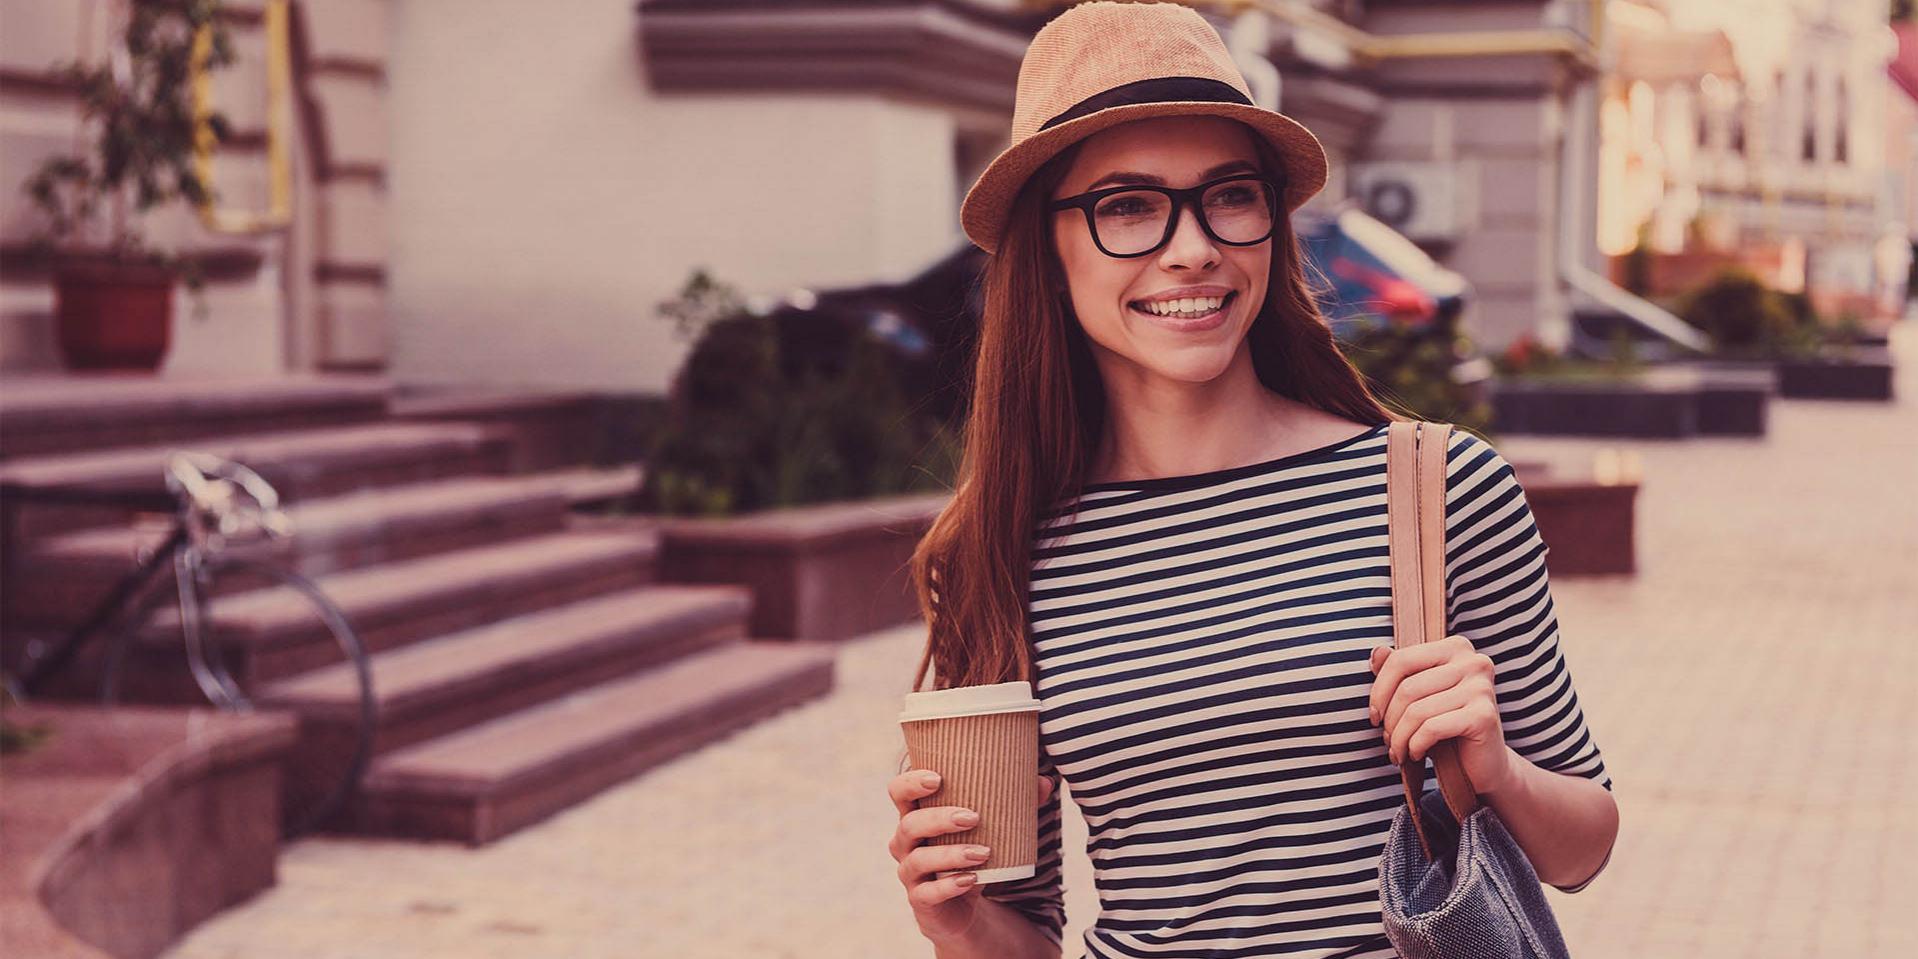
[
  {"x1": 1388, "y1": 424, "x2": 1530, "y2": 522},
  {"x1": 1387, "y1": 422, "x2": 1515, "y2": 486},
  {"x1": 1442, "y1": 426, "x2": 1510, "y2": 475}
]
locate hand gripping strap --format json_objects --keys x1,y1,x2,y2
[{"x1": 1385, "y1": 420, "x2": 1480, "y2": 861}]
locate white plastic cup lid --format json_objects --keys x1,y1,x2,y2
[{"x1": 898, "y1": 681, "x2": 1040, "y2": 723}]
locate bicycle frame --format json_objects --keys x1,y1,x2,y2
[{"x1": 3, "y1": 454, "x2": 287, "y2": 705}]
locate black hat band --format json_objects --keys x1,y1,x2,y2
[{"x1": 1039, "y1": 76, "x2": 1254, "y2": 131}]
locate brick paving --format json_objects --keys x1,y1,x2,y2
[{"x1": 163, "y1": 319, "x2": 1918, "y2": 959}]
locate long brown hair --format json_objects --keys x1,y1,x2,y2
[{"x1": 906, "y1": 124, "x2": 1409, "y2": 696}]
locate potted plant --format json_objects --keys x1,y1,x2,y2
[
  {"x1": 638, "y1": 268, "x2": 960, "y2": 641},
  {"x1": 1677, "y1": 268, "x2": 1894, "y2": 401},
  {"x1": 19, "y1": 0, "x2": 238, "y2": 371},
  {"x1": 1338, "y1": 318, "x2": 1493, "y2": 437},
  {"x1": 1490, "y1": 327, "x2": 1686, "y2": 437}
]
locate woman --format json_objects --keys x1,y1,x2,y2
[{"x1": 885, "y1": 4, "x2": 1618, "y2": 957}]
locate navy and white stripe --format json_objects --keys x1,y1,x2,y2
[{"x1": 981, "y1": 421, "x2": 1612, "y2": 958}]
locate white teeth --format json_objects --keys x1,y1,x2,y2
[{"x1": 1137, "y1": 295, "x2": 1226, "y2": 316}]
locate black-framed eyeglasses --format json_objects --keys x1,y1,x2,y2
[{"x1": 1048, "y1": 173, "x2": 1283, "y2": 258}]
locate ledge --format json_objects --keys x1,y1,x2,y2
[
  {"x1": 657, "y1": 491, "x2": 950, "y2": 554},
  {"x1": 0, "y1": 705, "x2": 298, "y2": 959},
  {"x1": 637, "y1": 0, "x2": 1048, "y2": 114}
]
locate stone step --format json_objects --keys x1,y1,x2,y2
[
  {"x1": 256, "y1": 584, "x2": 752, "y2": 758},
  {"x1": 390, "y1": 388, "x2": 602, "y2": 473},
  {"x1": 0, "y1": 420, "x2": 517, "y2": 542},
  {"x1": 8, "y1": 473, "x2": 580, "y2": 628},
  {"x1": 353, "y1": 639, "x2": 836, "y2": 845},
  {"x1": 0, "y1": 373, "x2": 393, "y2": 460},
  {"x1": 544, "y1": 463, "x2": 645, "y2": 509},
  {"x1": 113, "y1": 529, "x2": 661, "y2": 689}
]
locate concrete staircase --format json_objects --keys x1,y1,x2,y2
[{"x1": 0, "y1": 375, "x2": 836, "y2": 845}]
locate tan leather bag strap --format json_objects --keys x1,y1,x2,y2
[{"x1": 1385, "y1": 420, "x2": 1481, "y2": 861}]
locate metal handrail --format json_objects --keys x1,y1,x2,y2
[{"x1": 190, "y1": 0, "x2": 293, "y2": 234}]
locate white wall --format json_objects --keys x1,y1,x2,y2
[{"x1": 386, "y1": 0, "x2": 968, "y2": 394}]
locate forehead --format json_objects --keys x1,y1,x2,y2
[{"x1": 1059, "y1": 115, "x2": 1262, "y2": 194}]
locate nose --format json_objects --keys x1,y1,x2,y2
[{"x1": 1156, "y1": 198, "x2": 1220, "y2": 270}]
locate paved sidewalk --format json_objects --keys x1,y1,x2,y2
[{"x1": 165, "y1": 320, "x2": 1918, "y2": 959}]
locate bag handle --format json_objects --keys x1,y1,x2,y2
[{"x1": 1385, "y1": 420, "x2": 1481, "y2": 861}]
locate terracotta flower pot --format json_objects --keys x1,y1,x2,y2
[{"x1": 52, "y1": 255, "x2": 175, "y2": 371}]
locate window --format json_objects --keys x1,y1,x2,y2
[
  {"x1": 1802, "y1": 71, "x2": 1818, "y2": 162},
  {"x1": 1835, "y1": 78, "x2": 1848, "y2": 165}
]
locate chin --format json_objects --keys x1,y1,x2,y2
[{"x1": 1134, "y1": 353, "x2": 1238, "y2": 384}]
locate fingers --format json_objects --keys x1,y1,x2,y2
[
  {"x1": 908, "y1": 870, "x2": 982, "y2": 907},
  {"x1": 1367, "y1": 636, "x2": 1486, "y2": 727},
  {"x1": 1377, "y1": 661, "x2": 1468, "y2": 733},
  {"x1": 888, "y1": 773, "x2": 979, "y2": 862},
  {"x1": 897, "y1": 837, "x2": 993, "y2": 887},
  {"x1": 1385, "y1": 683, "x2": 1479, "y2": 764},
  {"x1": 1038, "y1": 773, "x2": 1055, "y2": 805},
  {"x1": 889, "y1": 768, "x2": 993, "y2": 905},
  {"x1": 889, "y1": 768, "x2": 943, "y2": 818}
]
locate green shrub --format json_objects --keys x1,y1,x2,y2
[
  {"x1": 1675, "y1": 267, "x2": 1818, "y2": 359},
  {"x1": 1339, "y1": 322, "x2": 1492, "y2": 437},
  {"x1": 636, "y1": 270, "x2": 959, "y2": 517}
]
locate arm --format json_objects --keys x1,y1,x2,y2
[
  {"x1": 1443, "y1": 430, "x2": 1618, "y2": 893},
  {"x1": 1482, "y1": 744, "x2": 1619, "y2": 891},
  {"x1": 929, "y1": 897, "x2": 1062, "y2": 959}
]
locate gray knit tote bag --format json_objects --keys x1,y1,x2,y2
[{"x1": 1378, "y1": 421, "x2": 1572, "y2": 959}]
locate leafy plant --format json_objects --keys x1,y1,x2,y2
[
  {"x1": 637, "y1": 269, "x2": 960, "y2": 516},
  {"x1": 1340, "y1": 321, "x2": 1492, "y2": 437},
  {"x1": 0, "y1": 677, "x2": 54, "y2": 757},
  {"x1": 1674, "y1": 267, "x2": 1821, "y2": 360},
  {"x1": 1489, "y1": 329, "x2": 1648, "y2": 384},
  {"x1": 19, "y1": 0, "x2": 239, "y2": 318}
]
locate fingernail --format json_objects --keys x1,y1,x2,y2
[
  {"x1": 1368, "y1": 707, "x2": 1379, "y2": 727},
  {"x1": 954, "y1": 873, "x2": 977, "y2": 887},
  {"x1": 967, "y1": 846, "x2": 990, "y2": 860},
  {"x1": 920, "y1": 772, "x2": 941, "y2": 789},
  {"x1": 954, "y1": 809, "x2": 979, "y2": 827}
]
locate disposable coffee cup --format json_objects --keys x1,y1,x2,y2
[{"x1": 898, "y1": 681, "x2": 1042, "y2": 884}]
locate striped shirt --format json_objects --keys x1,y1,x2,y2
[{"x1": 982, "y1": 421, "x2": 1613, "y2": 958}]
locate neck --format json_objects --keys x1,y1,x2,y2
[{"x1": 1087, "y1": 344, "x2": 1347, "y2": 485}]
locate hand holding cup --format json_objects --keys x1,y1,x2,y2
[{"x1": 888, "y1": 768, "x2": 1055, "y2": 943}]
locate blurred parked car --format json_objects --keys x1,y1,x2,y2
[{"x1": 1296, "y1": 205, "x2": 1469, "y2": 340}]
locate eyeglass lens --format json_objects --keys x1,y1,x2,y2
[{"x1": 1091, "y1": 179, "x2": 1275, "y2": 255}]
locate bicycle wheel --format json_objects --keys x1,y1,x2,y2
[{"x1": 200, "y1": 555, "x2": 378, "y2": 839}]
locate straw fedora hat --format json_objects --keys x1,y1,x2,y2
[{"x1": 960, "y1": 1, "x2": 1328, "y2": 256}]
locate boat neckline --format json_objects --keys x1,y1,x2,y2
[{"x1": 1076, "y1": 421, "x2": 1390, "y2": 494}]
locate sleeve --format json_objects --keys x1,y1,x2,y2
[
  {"x1": 978, "y1": 743, "x2": 1068, "y2": 949},
  {"x1": 1441, "y1": 428, "x2": 1615, "y2": 894}
]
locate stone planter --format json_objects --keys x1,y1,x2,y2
[
  {"x1": 657, "y1": 492, "x2": 950, "y2": 641},
  {"x1": 1521, "y1": 477, "x2": 1639, "y2": 576},
  {"x1": 1775, "y1": 346, "x2": 1895, "y2": 401},
  {"x1": 1492, "y1": 366, "x2": 1771, "y2": 438},
  {"x1": 0, "y1": 705, "x2": 298, "y2": 959}
]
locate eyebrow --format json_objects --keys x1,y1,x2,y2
[{"x1": 1085, "y1": 159, "x2": 1261, "y2": 191}]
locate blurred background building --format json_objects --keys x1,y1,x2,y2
[
  {"x1": 1599, "y1": 0, "x2": 1912, "y2": 320},
  {"x1": 1, "y1": 0, "x2": 1908, "y2": 383}
]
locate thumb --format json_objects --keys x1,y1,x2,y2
[{"x1": 1037, "y1": 774, "x2": 1056, "y2": 805}]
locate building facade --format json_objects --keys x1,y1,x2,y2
[{"x1": 3, "y1": 0, "x2": 1633, "y2": 386}]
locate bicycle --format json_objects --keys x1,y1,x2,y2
[{"x1": 1, "y1": 452, "x2": 377, "y2": 839}]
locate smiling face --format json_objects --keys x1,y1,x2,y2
[{"x1": 1049, "y1": 114, "x2": 1275, "y2": 390}]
